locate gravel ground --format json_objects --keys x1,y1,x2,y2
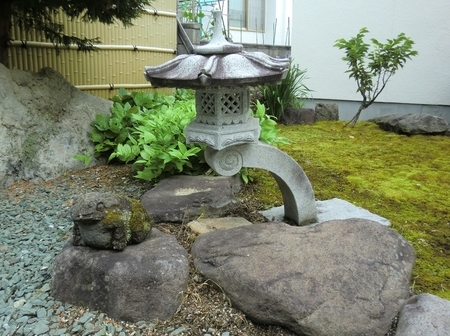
[{"x1": 0, "y1": 164, "x2": 298, "y2": 336}]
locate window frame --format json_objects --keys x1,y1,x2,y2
[{"x1": 229, "y1": 0, "x2": 265, "y2": 33}]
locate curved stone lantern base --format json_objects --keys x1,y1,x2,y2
[{"x1": 205, "y1": 142, "x2": 318, "y2": 225}]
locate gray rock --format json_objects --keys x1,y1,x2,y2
[
  {"x1": 396, "y1": 293, "x2": 450, "y2": 336},
  {"x1": 0, "y1": 65, "x2": 112, "y2": 188},
  {"x1": 191, "y1": 219, "x2": 415, "y2": 336},
  {"x1": 140, "y1": 175, "x2": 241, "y2": 223},
  {"x1": 52, "y1": 229, "x2": 189, "y2": 322},
  {"x1": 187, "y1": 217, "x2": 252, "y2": 234},
  {"x1": 71, "y1": 192, "x2": 153, "y2": 250},
  {"x1": 281, "y1": 107, "x2": 316, "y2": 125},
  {"x1": 370, "y1": 113, "x2": 449, "y2": 135},
  {"x1": 315, "y1": 102, "x2": 339, "y2": 121},
  {"x1": 260, "y1": 198, "x2": 391, "y2": 226}
]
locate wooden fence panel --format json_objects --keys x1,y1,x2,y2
[{"x1": 8, "y1": 0, "x2": 177, "y2": 98}]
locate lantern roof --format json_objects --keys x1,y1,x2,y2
[{"x1": 144, "y1": 10, "x2": 289, "y2": 89}]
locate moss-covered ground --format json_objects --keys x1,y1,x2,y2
[{"x1": 247, "y1": 121, "x2": 450, "y2": 299}]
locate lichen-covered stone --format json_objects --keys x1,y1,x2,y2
[{"x1": 71, "y1": 192, "x2": 152, "y2": 250}]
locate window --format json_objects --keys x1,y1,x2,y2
[{"x1": 229, "y1": 0, "x2": 265, "y2": 32}]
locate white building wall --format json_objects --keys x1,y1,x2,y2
[{"x1": 291, "y1": 0, "x2": 450, "y2": 107}]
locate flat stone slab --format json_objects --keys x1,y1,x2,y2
[
  {"x1": 260, "y1": 198, "x2": 390, "y2": 226},
  {"x1": 52, "y1": 229, "x2": 189, "y2": 322},
  {"x1": 140, "y1": 175, "x2": 241, "y2": 223},
  {"x1": 370, "y1": 113, "x2": 449, "y2": 135},
  {"x1": 187, "y1": 217, "x2": 252, "y2": 234},
  {"x1": 192, "y1": 219, "x2": 415, "y2": 336}
]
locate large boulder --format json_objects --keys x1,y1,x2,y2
[
  {"x1": 396, "y1": 293, "x2": 450, "y2": 336},
  {"x1": 0, "y1": 65, "x2": 112, "y2": 188},
  {"x1": 370, "y1": 113, "x2": 449, "y2": 135},
  {"x1": 52, "y1": 229, "x2": 189, "y2": 322},
  {"x1": 141, "y1": 175, "x2": 241, "y2": 223},
  {"x1": 191, "y1": 219, "x2": 415, "y2": 336}
]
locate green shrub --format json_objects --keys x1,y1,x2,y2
[
  {"x1": 86, "y1": 88, "x2": 287, "y2": 183},
  {"x1": 259, "y1": 61, "x2": 310, "y2": 119}
]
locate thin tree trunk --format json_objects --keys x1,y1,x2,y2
[
  {"x1": 0, "y1": 0, "x2": 12, "y2": 68},
  {"x1": 344, "y1": 104, "x2": 367, "y2": 128}
]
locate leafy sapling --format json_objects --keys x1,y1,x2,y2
[{"x1": 334, "y1": 27, "x2": 418, "y2": 127}]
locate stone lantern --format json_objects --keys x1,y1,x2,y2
[{"x1": 144, "y1": 10, "x2": 317, "y2": 225}]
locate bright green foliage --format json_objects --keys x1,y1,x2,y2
[
  {"x1": 253, "y1": 101, "x2": 289, "y2": 146},
  {"x1": 91, "y1": 88, "x2": 207, "y2": 182},
  {"x1": 334, "y1": 27, "x2": 418, "y2": 127},
  {"x1": 259, "y1": 61, "x2": 310, "y2": 119},
  {"x1": 110, "y1": 88, "x2": 176, "y2": 110},
  {"x1": 90, "y1": 89, "x2": 287, "y2": 183}
]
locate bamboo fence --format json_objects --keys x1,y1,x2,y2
[{"x1": 8, "y1": 1, "x2": 177, "y2": 98}]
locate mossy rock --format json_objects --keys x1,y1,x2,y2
[{"x1": 71, "y1": 192, "x2": 153, "y2": 250}]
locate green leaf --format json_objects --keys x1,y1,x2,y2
[
  {"x1": 178, "y1": 141, "x2": 187, "y2": 154},
  {"x1": 91, "y1": 128, "x2": 105, "y2": 143},
  {"x1": 133, "y1": 91, "x2": 144, "y2": 107},
  {"x1": 73, "y1": 154, "x2": 91, "y2": 167},
  {"x1": 135, "y1": 167, "x2": 158, "y2": 181},
  {"x1": 115, "y1": 143, "x2": 136, "y2": 162},
  {"x1": 109, "y1": 118, "x2": 123, "y2": 134},
  {"x1": 92, "y1": 114, "x2": 110, "y2": 131},
  {"x1": 118, "y1": 87, "x2": 128, "y2": 98},
  {"x1": 169, "y1": 148, "x2": 183, "y2": 160},
  {"x1": 108, "y1": 152, "x2": 117, "y2": 162},
  {"x1": 116, "y1": 129, "x2": 129, "y2": 144},
  {"x1": 174, "y1": 160, "x2": 184, "y2": 172}
]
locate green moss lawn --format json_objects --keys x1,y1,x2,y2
[{"x1": 248, "y1": 121, "x2": 450, "y2": 299}]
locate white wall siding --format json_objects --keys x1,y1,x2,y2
[{"x1": 291, "y1": 0, "x2": 450, "y2": 106}]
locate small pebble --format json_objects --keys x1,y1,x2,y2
[
  {"x1": 32, "y1": 321, "x2": 50, "y2": 335},
  {"x1": 170, "y1": 327, "x2": 187, "y2": 335}
]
